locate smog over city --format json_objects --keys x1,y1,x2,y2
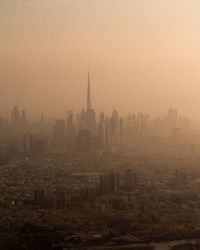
[{"x1": 1, "y1": 1, "x2": 200, "y2": 250}]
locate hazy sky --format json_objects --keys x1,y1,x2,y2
[{"x1": 1, "y1": 0, "x2": 200, "y2": 119}]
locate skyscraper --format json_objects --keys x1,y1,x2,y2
[
  {"x1": 76, "y1": 73, "x2": 97, "y2": 151},
  {"x1": 77, "y1": 129, "x2": 92, "y2": 152},
  {"x1": 11, "y1": 106, "x2": 26, "y2": 130},
  {"x1": 84, "y1": 72, "x2": 96, "y2": 134},
  {"x1": 52, "y1": 119, "x2": 66, "y2": 150},
  {"x1": 87, "y1": 71, "x2": 91, "y2": 111}
]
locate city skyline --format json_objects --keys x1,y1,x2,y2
[
  {"x1": 0, "y1": 69, "x2": 199, "y2": 121},
  {"x1": 0, "y1": 74, "x2": 191, "y2": 125}
]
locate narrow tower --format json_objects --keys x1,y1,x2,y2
[{"x1": 87, "y1": 71, "x2": 91, "y2": 111}]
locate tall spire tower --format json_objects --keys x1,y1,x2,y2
[{"x1": 87, "y1": 71, "x2": 91, "y2": 111}]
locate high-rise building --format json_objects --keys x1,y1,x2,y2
[
  {"x1": 66, "y1": 111, "x2": 76, "y2": 149},
  {"x1": 84, "y1": 72, "x2": 96, "y2": 134},
  {"x1": 30, "y1": 134, "x2": 46, "y2": 155},
  {"x1": 104, "y1": 118, "x2": 111, "y2": 149},
  {"x1": 21, "y1": 109, "x2": 26, "y2": 129},
  {"x1": 11, "y1": 106, "x2": 20, "y2": 129},
  {"x1": 52, "y1": 119, "x2": 66, "y2": 149},
  {"x1": 11, "y1": 106, "x2": 27, "y2": 130},
  {"x1": 167, "y1": 108, "x2": 178, "y2": 131},
  {"x1": 87, "y1": 71, "x2": 91, "y2": 112},
  {"x1": 77, "y1": 129, "x2": 92, "y2": 152},
  {"x1": 98, "y1": 122, "x2": 104, "y2": 148}
]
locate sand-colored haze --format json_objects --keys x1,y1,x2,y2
[{"x1": 1, "y1": 0, "x2": 200, "y2": 120}]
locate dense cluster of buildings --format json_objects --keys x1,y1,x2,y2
[{"x1": 0, "y1": 74, "x2": 192, "y2": 159}]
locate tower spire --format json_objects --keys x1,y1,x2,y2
[{"x1": 87, "y1": 71, "x2": 91, "y2": 111}]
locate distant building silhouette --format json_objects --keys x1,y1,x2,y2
[
  {"x1": 53, "y1": 119, "x2": 66, "y2": 150},
  {"x1": 77, "y1": 129, "x2": 92, "y2": 152},
  {"x1": 30, "y1": 134, "x2": 46, "y2": 155},
  {"x1": 85, "y1": 72, "x2": 96, "y2": 135}
]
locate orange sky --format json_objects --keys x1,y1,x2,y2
[{"x1": 1, "y1": 0, "x2": 200, "y2": 119}]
